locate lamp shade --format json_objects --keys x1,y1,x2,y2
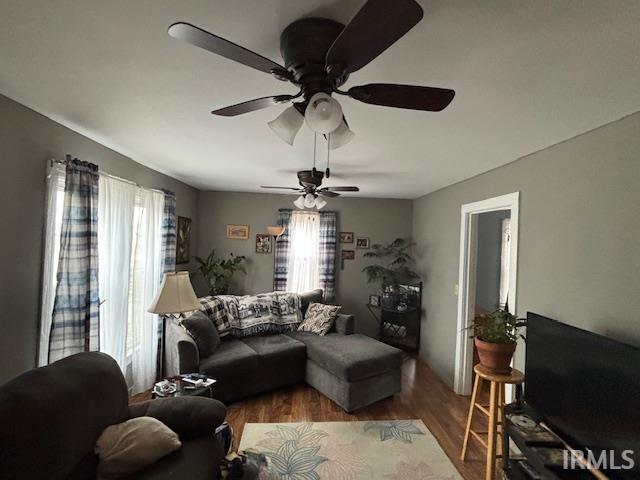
[
  {"x1": 268, "y1": 106, "x2": 304, "y2": 145},
  {"x1": 267, "y1": 226, "x2": 286, "y2": 237},
  {"x1": 315, "y1": 196, "x2": 327, "y2": 209},
  {"x1": 305, "y1": 93, "x2": 343, "y2": 134},
  {"x1": 148, "y1": 271, "x2": 200, "y2": 314},
  {"x1": 303, "y1": 193, "x2": 316, "y2": 208},
  {"x1": 293, "y1": 195, "x2": 305, "y2": 209},
  {"x1": 329, "y1": 119, "x2": 355, "y2": 150}
]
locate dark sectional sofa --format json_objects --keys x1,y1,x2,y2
[{"x1": 166, "y1": 289, "x2": 403, "y2": 412}]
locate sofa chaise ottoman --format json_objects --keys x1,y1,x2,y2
[
  {"x1": 166, "y1": 289, "x2": 403, "y2": 412},
  {"x1": 287, "y1": 331, "x2": 402, "y2": 412}
]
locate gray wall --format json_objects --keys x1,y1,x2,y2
[
  {"x1": 197, "y1": 191, "x2": 413, "y2": 336},
  {"x1": 475, "y1": 210, "x2": 510, "y2": 312},
  {"x1": 0, "y1": 94, "x2": 200, "y2": 383},
  {"x1": 413, "y1": 111, "x2": 640, "y2": 387}
]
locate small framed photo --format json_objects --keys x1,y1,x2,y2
[
  {"x1": 227, "y1": 224, "x2": 249, "y2": 240},
  {"x1": 369, "y1": 295, "x2": 380, "y2": 307},
  {"x1": 340, "y1": 232, "x2": 354, "y2": 243},
  {"x1": 255, "y1": 234, "x2": 272, "y2": 254},
  {"x1": 356, "y1": 237, "x2": 370, "y2": 249},
  {"x1": 341, "y1": 249, "x2": 355, "y2": 260}
]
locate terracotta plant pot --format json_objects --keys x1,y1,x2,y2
[{"x1": 474, "y1": 338, "x2": 516, "y2": 374}]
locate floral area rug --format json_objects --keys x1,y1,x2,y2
[{"x1": 238, "y1": 420, "x2": 462, "y2": 480}]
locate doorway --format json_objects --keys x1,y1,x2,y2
[{"x1": 454, "y1": 193, "x2": 519, "y2": 396}]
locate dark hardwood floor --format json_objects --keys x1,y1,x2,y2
[{"x1": 133, "y1": 356, "x2": 487, "y2": 480}]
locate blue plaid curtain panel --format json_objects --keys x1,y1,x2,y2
[
  {"x1": 161, "y1": 190, "x2": 177, "y2": 275},
  {"x1": 157, "y1": 189, "x2": 177, "y2": 376},
  {"x1": 273, "y1": 209, "x2": 292, "y2": 292},
  {"x1": 318, "y1": 211, "x2": 337, "y2": 302},
  {"x1": 49, "y1": 159, "x2": 100, "y2": 362}
]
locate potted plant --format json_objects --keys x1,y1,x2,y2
[
  {"x1": 192, "y1": 249, "x2": 246, "y2": 295},
  {"x1": 467, "y1": 306, "x2": 526, "y2": 373},
  {"x1": 362, "y1": 238, "x2": 420, "y2": 308}
]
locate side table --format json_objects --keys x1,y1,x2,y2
[{"x1": 152, "y1": 376, "x2": 215, "y2": 399}]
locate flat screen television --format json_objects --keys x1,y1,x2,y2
[{"x1": 525, "y1": 313, "x2": 640, "y2": 476}]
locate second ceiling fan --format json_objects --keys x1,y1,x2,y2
[{"x1": 168, "y1": 0, "x2": 455, "y2": 146}]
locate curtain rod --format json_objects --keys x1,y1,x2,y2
[{"x1": 49, "y1": 156, "x2": 167, "y2": 196}]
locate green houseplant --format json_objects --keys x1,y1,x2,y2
[
  {"x1": 467, "y1": 305, "x2": 526, "y2": 373},
  {"x1": 192, "y1": 249, "x2": 246, "y2": 296},
  {"x1": 362, "y1": 238, "x2": 420, "y2": 308}
]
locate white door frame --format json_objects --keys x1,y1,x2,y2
[{"x1": 453, "y1": 192, "x2": 520, "y2": 395}]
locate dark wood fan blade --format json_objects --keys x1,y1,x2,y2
[
  {"x1": 212, "y1": 95, "x2": 295, "y2": 116},
  {"x1": 348, "y1": 84, "x2": 455, "y2": 111},
  {"x1": 168, "y1": 22, "x2": 285, "y2": 75},
  {"x1": 322, "y1": 186, "x2": 360, "y2": 192},
  {"x1": 325, "y1": 0, "x2": 423, "y2": 75},
  {"x1": 261, "y1": 186, "x2": 303, "y2": 191},
  {"x1": 318, "y1": 190, "x2": 340, "y2": 198}
]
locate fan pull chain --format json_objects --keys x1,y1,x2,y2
[
  {"x1": 312, "y1": 132, "x2": 318, "y2": 177},
  {"x1": 326, "y1": 133, "x2": 331, "y2": 178}
]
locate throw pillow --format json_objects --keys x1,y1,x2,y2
[
  {"x1": 182, "y1": 311, "x2": 220, "y2": 357},
  {"x1": 95, "y1": 417, "x2": 181, "y2": 478},
  {"x1": 198, "y1": 296, "x2": 232, "y2": 336},
  {"x1": 298, "y1": 303, "x2": 341, "y2": 335}
]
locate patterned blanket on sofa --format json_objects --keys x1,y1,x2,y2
[{"x1": 197, "y1": 292, "x2": 302, "y2": 337}]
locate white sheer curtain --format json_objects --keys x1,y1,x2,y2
[
  {"x1": 38, "y1": 163, "x2": 65, "y2": 366},
  {"x1": 98, "y1": 176, "x2": 136, "y2": 371},
  {"x1": 286, "y1": 211, "x2": 320, "y2": 293},
  {"x1": 129, "y1": 188, "x2": 164, "y2": 394}
]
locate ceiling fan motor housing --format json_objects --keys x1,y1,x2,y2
[
  {"x1": 297, "y1": 169, "x2": 324, "y2": 190},
  {"x1": 280, "y1": 18, "x2": 348, "y2": 100}
]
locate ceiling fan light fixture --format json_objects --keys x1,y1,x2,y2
[
  {"x1": 303, "y1": 193, "x2": 317, "y2": 208},
  {"x1": 315, "y1": 196, "x2": 327, "y2": 210},
  {"x1": 305, "y1": 93, "x2": 343, "y2": 134},
  {"x1": 268, "y1": 106, "x2": 304, "y2": 145},
  {"x1": 329, "y1": 119, "x2": 355, "y2": 150},
  {"x1": 293, "y1": 195, "x2": 305, "y2": 209}
]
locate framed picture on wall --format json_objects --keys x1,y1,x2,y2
[
  {"x1": 356, "y1": 237, "x2": 370, "y2": 249},
  {"x1": 340, "y1": 232, "x2": 354, "y2": 243},
  {"x1": 255, "y1": 234, "x2": 272, "y2": 254},
  {"x1": 176, "y1": 216, "x2": 192, "y2": 264},
  {"x1": 227, "y1": 224, "x2": 249, "y2": 240},
  {"x1": 341, "y1": 249, "x2": 355, "y2": 260}
]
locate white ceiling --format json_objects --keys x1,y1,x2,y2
[{"x1": 1, "y1": 1, "x2": 640, "y2": 199}]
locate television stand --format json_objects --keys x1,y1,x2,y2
[{"x1": 503, "y1": 403, "x2": 595, "y2": 480}]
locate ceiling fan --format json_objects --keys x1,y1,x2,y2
[
  {"x1": 167, "y1": 0, "x2": 455, "y2": 145},
  {"x1": 261, "y1": 170, "x2": 359, "y2": 209}
]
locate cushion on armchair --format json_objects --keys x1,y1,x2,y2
[{"x1": 95, "y1": 417, "x2": 181, "y2": 478}]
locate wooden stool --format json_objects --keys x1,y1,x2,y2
[{"x1": 460, "y1": 364, "x2": 524, "y2": 480}]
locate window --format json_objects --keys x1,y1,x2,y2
[
  {"x1": 40, "y1": 166, "x2": 165, "y2": 394},
  {"x1": 286, "y1": 211, "x2": 320, "y2": 293}
]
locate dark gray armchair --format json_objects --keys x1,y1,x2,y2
[{"x1": 0, "y1": 352, "x2": 227, "y2": 480}]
